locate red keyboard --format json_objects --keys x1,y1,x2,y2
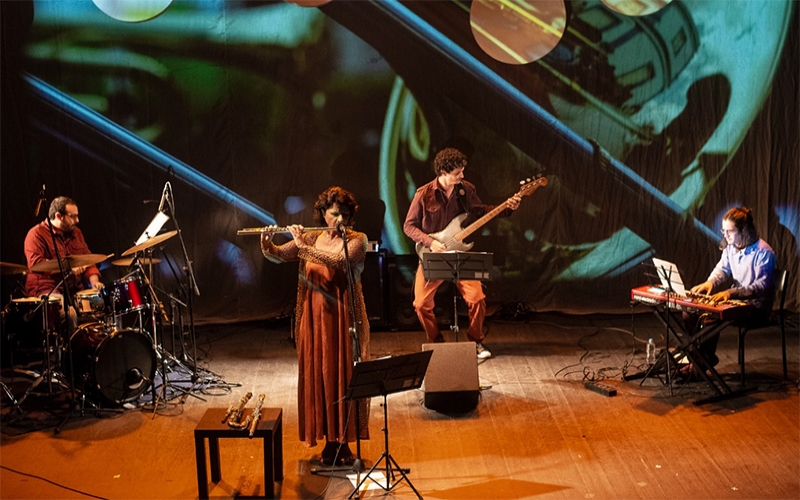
[{"x1": 631, "y1": 286, "x2": 754, "y2": 321}]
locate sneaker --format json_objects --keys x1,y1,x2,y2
[{"x1": 476, "y1": 343, "x2": 492, "y2": 359}]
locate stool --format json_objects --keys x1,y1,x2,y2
[{"x1": 194, "y1": 407, "x2": 283, "y2": 499}]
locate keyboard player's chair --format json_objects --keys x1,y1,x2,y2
[{"x1": 736, "y1": 269, "x2": 789, "y2": 385}]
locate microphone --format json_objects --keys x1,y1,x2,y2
[
  {"x1": 336, "y1": 222, "x2": 347, "y2": 234},
  {"x1": 34, "y1": 184, "x2": 46, "y2": 217},
  {"x1": 143, "y1": 199, "x2": 159, "y2": 204},
  {"x1": 158, "y1": 182, "x2": 170, "y2": 213}
]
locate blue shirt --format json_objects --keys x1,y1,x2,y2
[{"x1": 707, "y1": 238, "x2": 776, "y2": 311}]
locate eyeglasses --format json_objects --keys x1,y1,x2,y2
[
  {"x1": 721, "y1": 229, "x2": 737, "y2": 235},
  {"x1": 64, "y1": 212, "x2": 79, "y2": 220}
]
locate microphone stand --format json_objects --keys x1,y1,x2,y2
[
  {"x1": 160, "y1": 184, "x2": 235, "y2": 398},
  {"x1": 313, "y1": 224, "x2": 365, "y2": 476},
  {"x1": 44, "y1": 201, "x2": 77, "y2": 415},
  {"x1": 37, "y1": 204, "x2": 123, "y2": 432}
]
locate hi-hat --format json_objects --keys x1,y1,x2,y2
[
  {"x1": 121, "y1": 230, "x2": 177, "y2": 256},
  {"x1": 0, "y1": 261, "x2": 29, "y2": 275},
  {"x1": 111, "y1": 257, "x2": 162, "y2": 267},
  {"x1": 30, "y1": 254, "x2": 112, "y2": 274}
]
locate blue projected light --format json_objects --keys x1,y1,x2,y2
[
  {"x1": 776, "y1": 205, "x2": 800, "y2": 255},
  {"x1": 285, "y1": 196, "x2": 307, "y2": 215},
  {"x1": 25, "y1": 74, "x2": 276, "y2": 226},
  {"x1": 217, "y1": 240, "x2": 256, "y2": 286}
]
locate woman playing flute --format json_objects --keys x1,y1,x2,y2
[{"x1": 260, "y1": 186, "x2": 370, "y2": 466}]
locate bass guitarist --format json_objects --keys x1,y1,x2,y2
[{"x1": 403, "y1": 147, "x2": 522, "y2": 359}]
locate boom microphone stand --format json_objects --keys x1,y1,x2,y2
[
  {"x1": 37, "y1": 192, "x2": 75, "y2": 414},
  {"x1": 158, "y1": 183, "x2": 236, "y2": 399}
]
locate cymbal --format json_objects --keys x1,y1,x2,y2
[
  {"x1": 111, "y1": 257, "x2": 161, "y2": 267},
  {"x1": 30, "y1": 254, "x2": 112, "y2": 274},
  {"x1": 122, "y1": 230, "x2": 177, "y2": 257},
  {"x1": 0, "y1": 261, "x2": 28, "y2": 275}
]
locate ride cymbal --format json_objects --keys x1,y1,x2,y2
[{"x1": 121, "y1": 230, "x2": 177, "y2": 256}]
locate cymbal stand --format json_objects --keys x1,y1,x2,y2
[
  {"x1": 0, "y1": 380, "x2": 18, "y2": 408},
  {"x1": 130, "y1": 254, "x2": 203, "y2": 416},
  {"x1": 11, "y1": 278, "x2": 71, "y2": 413}
]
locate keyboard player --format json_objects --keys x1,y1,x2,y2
[{"x1": 682, "y1": 207, "x2": 777, "y2": 376}]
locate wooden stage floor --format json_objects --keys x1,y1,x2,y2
[{"x1": 1, "y1": 312, "x2": 798, "y2": 499}]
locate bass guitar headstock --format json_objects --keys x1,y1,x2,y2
[{"x1": 517, "y1": 175, "x2": 548, "y2": 197}]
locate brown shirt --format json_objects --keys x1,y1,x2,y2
[{"x1": 403, "y1": 178, "x2": 508, "y2": 248}]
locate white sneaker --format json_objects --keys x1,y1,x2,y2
[{"x1": 476, "y1": 343, "x2": 492, "y2": 359}]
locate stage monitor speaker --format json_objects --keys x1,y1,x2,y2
[
  {"x1": 388, "y1": 254, "x2": 453, "y2": 331},
  {"x1": 363, "y1": 249, "x2": 388, "y2": 328},
  {"x1": 421, "y1": 342, "x2": 479, "y2": 413}
]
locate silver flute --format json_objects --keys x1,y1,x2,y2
[
  {"x1": 248, "y1": 394, "x2": 266, "y2": 438},
  {"x1": 237, "y1": 226, "x2": 347, "y2": 236}
]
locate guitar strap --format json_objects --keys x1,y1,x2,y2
[{"x1": 455, "y1": 183, "x2": 470, "y2": 216}]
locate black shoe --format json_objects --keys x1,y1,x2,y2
[{"x1": 321, "y1": 442, "x2": 353, "y2": 466}]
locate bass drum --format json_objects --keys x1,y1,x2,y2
[{"x1": 67, "y1": 323, "x2": 155, "y2": 404}]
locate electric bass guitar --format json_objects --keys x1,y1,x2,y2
[{"x1": 415, "y1": 176, "x2": 548, "y2": 259}]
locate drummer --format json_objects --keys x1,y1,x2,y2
[{"x1": 24, "y1": 196, "x2": 104, "y2": 306}]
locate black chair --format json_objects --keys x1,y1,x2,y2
[{"x1": 736, "y1": 269, "x2": 789, "y2": 385}]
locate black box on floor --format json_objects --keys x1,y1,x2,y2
[{"x1": 422, "y1": 342, "x2": 479, "y2": 413}]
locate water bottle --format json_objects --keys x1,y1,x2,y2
[{"x1": 646, "y1": 338, "x2": 656, "y2": 365}]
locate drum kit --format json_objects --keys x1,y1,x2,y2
[{"x1": 0, "y1": 231, "x2": 180, "y2": 414}]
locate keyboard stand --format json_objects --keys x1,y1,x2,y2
[{"x1": 640, "y1": 303, "x2": 756, "y2": 405}]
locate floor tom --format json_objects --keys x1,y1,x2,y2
[{"x1": 2, "y1": 297, "x2": 61, "y2": 351}]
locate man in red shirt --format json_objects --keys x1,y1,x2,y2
[
  {"x1": 403, "y1": 148, "x2": 521, "y2": 359},
  {"x1": 24, "y1": 196, "x2": 103, "y2": 302}
]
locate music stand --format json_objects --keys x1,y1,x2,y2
[
  {"x1": 346, "y1": 351, "x2": 433, "y2": 500},
  {"x1": 630, "y1": 260, "x2": 686, "y2": 392},
  {"x1": 422, "y1": 252, "x2": 492, "y2": 341}
]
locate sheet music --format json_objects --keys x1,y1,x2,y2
[
  {"x1": 136, "y1": 212, "x2": 170, "y2": 245},
  {"x1": 652, "y1": 257, "x2": 686, "y2": 296}
]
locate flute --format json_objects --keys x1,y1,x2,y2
[
  {"x1": 237, "y1": 226, "x2": 347, "y2": 236},
  {"x1": 249, "y1": 394, "x2": 266, "y2": 438}
]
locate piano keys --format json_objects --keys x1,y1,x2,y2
[{"x1": 630, "y1": 285, "x2": 755, "y2": 322}]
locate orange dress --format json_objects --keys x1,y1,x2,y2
[{"x1": 263, "y1": 230, "x2": 370, "y2": 447}]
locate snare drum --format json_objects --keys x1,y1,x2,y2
[
  {"x1": 107, "y1": 274, "x2": 150, "y2": 316},
  {"x1": 2, "y1": 297, "x2": 61, "y2": 350},
  {"x1": 75, "y1": 289, "x2": 106, "y2": 318}
]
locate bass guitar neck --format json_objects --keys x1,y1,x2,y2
[{"x1": 415, "y1": 176, "x2": 547, "y2": 259}]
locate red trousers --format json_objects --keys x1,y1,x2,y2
[{"x1": 412, "y1": 265, "x2": 486, "y2": 343}]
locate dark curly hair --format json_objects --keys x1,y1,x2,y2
[
  {"x1": 313, "y1": 186, "x2": 358, "y2": 226},
  {"x1": 433, "y1": 147, "x2": 468, "y2": 176},
  {"x1": 720, "y1": 206, "x2": 758, "y2": 250},
  {"x1": 48, "y1": 196, "x2": 76, "y2": 220}
]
